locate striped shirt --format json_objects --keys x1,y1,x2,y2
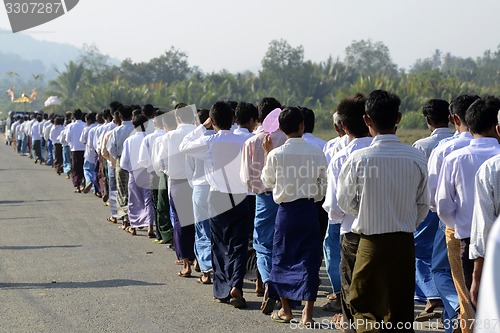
[
  {"x1": 470, "y1": 155, "x2": 500, "y2": 259},
  {"x1": 337, "y1": 134, "x2": 429, "y2": 235}
]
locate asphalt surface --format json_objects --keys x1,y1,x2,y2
[{"x1": 0, "y1": 138, "x2": 443, "y2": 333}]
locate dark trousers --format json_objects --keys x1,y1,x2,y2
[
  {"x1": 340, "y1": 232, "x2": 360, "y2": 331},
  {"x1": 156, "y1": 173, "x2": 173, "y2": 242},
  {"x1": 350, "y1": 232, "x2": 415, "y2": 333},
  {"x1": 54, "y1": 143, "x2": 63, "y2": 174},
  {"x1": 71, "y1": 150, "x2": 85, "y2": 188},
  {"x1": 316, "y1": 199, "x2": 329, "y2": 253},
  {"x1": 460, "y1": 238, "x2": 474, "y2": 293},
  {"x1": 33, "y1": 140, "x2": 43, "y2": 161},
  {"x1": 149, "y1": 173, "x2": 160, "y2": 240}
]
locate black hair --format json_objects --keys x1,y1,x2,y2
[
  {"x1": 133, "y1": 114, "x2": 149, "y2": 131},
  {"x1": 227, "y1": 100, "x2": 238, "y2": 111},
  {"x1": 86, "y1": 112, "x2": 97, "y2": 123},
  {"x1": 422, "y1": 99, "x2": 450, "y2": 125},
  {"x1": 142, "y1": 104, "x2": 155, "y2": 118},
  {"x1": 258, "y1": 97, "x2": 282, "y2": 123},
  {"x1": 209, "y1": 101, "x2": 233, "y2": 130},
  {"x1": 118, "y1": 105, "x2": 133, "y2": 121},
  {"x1": 113, "y1": 111, "x2": 122, "y2": 125},
  {"x1": 197, "y1": 109, "x2": 210, "y2": 124},
  {"x1": 132, "y1": 109, "x2": 141, "y2": 117},
  {"x1": 450, "y1": 94, "x2": 481, "y2": 124},
  {"x1": 43, "y1": 113, "x2": 48, "y2": 120},
  {"x1": 465, "y1": 97, "x2": 500, "y2": 135},
  {"x1": 36, "y1": 114, "x2": 43, "y2": 122},
  {"x1": 279, "y1": 107, "x2": 304, "y2": 135},
  {"x1": 365, "y1": 90, "x2": 401, "y2": 131},
  {"x1": 235, "y1": 102, "x2": 258, "y2": 125},
  {"x1": 299, "y1": 107, "x2": 315, "y2": 133},
  {"x1": 109, "y1": 101, "x2": 122, "y2": 113},
  {"x1": 55, "y1": 117, "x2": 64, "y2": 126},
  {"x1": 96, "y1": 113, "x2": 105, "y2": 124},
  {"x1": 336, "y1": 93, "x2": 369, "y2": 137},
  {"x1": 73, "y1": 109, "x2": 83, "y2": 120},
  {"x1": 103, "y1": 109, "x2": 112, "y2": 121},
  {"x1": 175, "y1": 102, "x2": 188, "y2": 109}
]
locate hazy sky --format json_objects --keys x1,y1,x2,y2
[{"x1": 1, "y1": 0, "x2": 500, "y2": 72}]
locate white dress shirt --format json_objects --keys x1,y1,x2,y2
[
  {"x1": 470, "y1": 155, "x2": 500, "y2": 259},
  {"x1": 43, "y1": 122, "x2": 53, "y2": 141},
  {"x1": 436, "y1": 137, "x2": 500, "y2": 239},
  {"x1": 323, "y1": 136, "x2": 340, "y2": 156},
  {"x1": 474, "y1": 218, "x2": 500, "y2": 333},
  {"x1": 138, "y1": 129, "x2": 166, "y2": 174},
  {"x1": 186, "y1": 130, "x2": 216, "y2": 187},
  {"x1": 66, "y1": 120, "x2": 86, "y2": 151},
  {"x1": 96, "y1": 122, "x2": 116, "y2": 154},
  {"x1": 261, "y1": 137, "x2": 327, "y2": 204},
  {"x1": 179, "y1": 124, "x2": 248, "y2": 194},
  {"x1": 156, "y1": 123, "x2": 197, "y2": 180},
  {"x1": 337, "y1": 135, "x2": 429, "y2": 235},
  {"x1": 80, "y1": 123, "x2": 98, "y2": 161},
  {"x1": 325, "y1": 135, "x2": 351, "y2": 164},
  {"x1": 233, "y1": 127, "x2": 255, "y2": 139},
  {"x1": 413, "y1": 127, "x2": 453, "y2": 160},
  {"x1": 428, "y1": 131, "x2": 473, "y2": 211},
  {"x1": 303, "y1": 133, "x2": 327, "y2": 151},
  {"x1": 31, "y1": 121, "x2": 42, "y2": 141},
  {"x1": 323, "y1": 137, "x2": 373, "y2": 234},
  {"x1": 50, "y1": 125, "x2": 63, "y2": 144},
  {"x1": 120, "y1": 130, "x2": 147, "y2": 174}
]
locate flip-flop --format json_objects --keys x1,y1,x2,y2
[
  {"x1": 262, "y1": 297, "x2": 277, "y2": 315},
  {"x1": 196, "y1": 277, "x2": 212, "y2": 285},
  {"x1": 415, "y1": 311, "x2": 442, "y2": 322},
  {"x1": 271, "y1": 311, "x2": 291, "y2": 323},
  {"x1": 178, "y1": 271, "x2": 191, "y2": 278},
  {"x1": 106, "y1": 217, "x2": 117, "y2": 223},
  {"x1": 229, "y1": 296, "x2": 247, "y2": 309}
]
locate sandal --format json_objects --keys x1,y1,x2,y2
[
  {"x1": 178, "y1": 271, "x2": 191, "y2": 278},
  {"x1": 271, "y1": 311, "x2": 292, "y2": 323},
  {"x1": 107, "y1": 217, "x2": 117, "y2": 223},
  {"x1": 415, "y1": 310, "x2": 442, "y2": 322},
  {"x1": 126, "y1": 227, "x2": 136, "y2": 235},
  {"x1": 261, "y1": 297, "x2": 277, "y2": 315},
  {"x1": 196, "y1": 276, "x2": 212, "y2": 284}
]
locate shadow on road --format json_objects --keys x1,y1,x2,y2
[
  {"x1": 0, "y1": 279, "x2": 165, "y2": 289},
  {"x1": 0, "y1": 199, "x2": 62, "y2": 205},
  {"x1": 0, "y1": 245, "x2": 82, "y2": 250}
]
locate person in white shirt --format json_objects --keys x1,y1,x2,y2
[
  {"x1": 80, "y1": 112, "x2": 99, "y2": 194},
  {"x1": 50, "y1": 116, "x2": 64, "y2": 175},
  {"x1": 474, "y1": 217, "x2": 500, "y2": 333},
  {"x1": 43, "y1": 115, "x2": 54, "y2": 166},
  {"x1": 323, "y1": 112, "x2": 345, "y2": 162},
  {"x1": 427, "y1": 94, "x2": 480, "y2": 333},
  {"x1": 180, "y1": 101, "x2": 251, "y2": 309},
  {"x1": 233, "y1": 102, "x2": 257, "y2": 138},
  {"x1": 436, "y1": 97, "x2": 500, "y2": 332},
  {"x1": 261, "y1": 106, "x2": 327, "y2": 325},
  {"x1": 66, "y1": 109, "x2": 87, "y2": 193},
  {"x1": 412, "y1": 99, "x2": 453, "y2": 321},
  {"x1": 322, "y1": 93, "x2": 372, "y2": 329},
  {"x1": 157, "y1": 105, "x2": 197, "y2": 277},
  {"x1": 337, "y1": 90, "x2": 429, "y2": 332},
  {"x1": 31, "y1": 115, "x2": 44, "y2": 164}
]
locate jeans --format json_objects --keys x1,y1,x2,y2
[{"x1": 323, "y1": 222, "x2": 341, "y2": 293}]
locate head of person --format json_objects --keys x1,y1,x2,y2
[
  {"x1": 332, "y1": 112, "x2": 345, "y2": 137},
  {"x1": 36, "y1": 114, "x2": 43, "y2": 122},
  {"x1": 43, "y1": 113, "x2": 48, "y2": 120},
  {"x1": 85, "y1": 112, "x2": 97, "y2": 124},
  {"x1": 465, "y1": 97, "x2": 500, "y2": 140},
  {"x1": 73, "y1": 109, "x2": 83, "y2": 120},
  {"x1": 299, "y1": 107, "x2": 316, "y2": 134},
  {"x1": 175, "y1": 105, "x2": 195, "y2": 125},
  {"x1": 258, "y1": 97, "x2": 282, "y2": 123},
  {"x1": 364, "y1": 90, "x2": 401, "y2": 135},
  {"x1": 450, "y1": 94, "x2": 481, "y2": 131},
  {"x1": 142, "y1": 104, "x2": 155, "y2": 119},
  {"x1": 235, "y1": 102, "x2": 258, "y2": 131},
  {"x1": 197, "y1": 109, "x2": 212, "y2": 130},
  {"x1": 209, "y1": 101, "x2": 233, "y2": 131},
  {"x1": 113, "y1": 111, "x2": 122, "y2": 126},
  {"x1": 102, "y1": 109, "x2": 112, "y2": 122},
  {"x1": 132, "y1": 109, "x2": 141, "y2": 118},
  {"x1": 133, "y1": 114, "x2": 149, "y2": 132},
  {"x1": 336, "y1": 93, "x2": 369, "y2": 138},
  {"x1": 96, "y1": 112, "x2": 105, "y2": 125},
  {"x1": 422, "y1": 99, "x2": 450, "y2": 130},
  {"x1": 55, "y1": 116, "x2": 64, "y2": 126},
  {"x1": 279, "y1": 107, "x2": 304, "y2": 137},
  {"x1": 109, "y1": 101, "x2": 122, "y2": 114},
  {"x1": 154, "y1": 110, "x2": 165, "y2": 129},
  {"x1": 118, "y1": 105, "x2": 133, "y2": 121}
]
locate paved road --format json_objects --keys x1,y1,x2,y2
[{"x1": 0, "y1": 139, "x2": 442, "y2": 332}]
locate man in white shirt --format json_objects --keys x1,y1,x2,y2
[
  {"x1": 261, "y1": 107, "x2": 327, "y2": 325},
  {"x1": 66, "y1": 109, "x2": 87, "y2": 193},
  {"x1": 43, "y1": 115, "x2": 54, "y2": 166},
  {"x1": 50, "y1": 116, "x2": 64, "y2": 175},
  {"x1": 233, "y1": 102, "x2": 257, "y2": 138},
  {"x1": 436, "y1": 97, "x2": 500, "y2": 329},
  {"x1": 180, "y1": 101, "x2": 251, "y2": 308},
  {"x1": 31, "y1": 114, "x2": 44, "y2": 164},
  {"x1": 80, "y1": 112, "x2": 98, "y2": 194},
  {"x1": 322, "y1": 93, "x2": 371, "y2": 329},
  {"x1": 337, "y1": 90, "x2": 429, "y2": 332},
  {"x1": 412, "y1": 99, "x2": 453, "y2": 320},
  {"x1": 158, "y1": 105, "x2": 197, "y2": 277},
  {"x1": 427, "y1": 94, "x2": 479, "y2": 333},
  {"x1": 323, "y1": 112, "x2": 345, "y2": 162}
]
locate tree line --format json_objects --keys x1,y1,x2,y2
[{"x1": 4, "y1": 40, "x2": 500, "y2": 130}]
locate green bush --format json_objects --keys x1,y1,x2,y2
[{"x1": 398, "y1": 111, "x2": 427, "y2": 129}]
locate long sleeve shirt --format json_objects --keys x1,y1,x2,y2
[
  {"x1": 66, "y1": 120, "x2": 86, "y2": 151},
  {"x1": 470, "y1": 155, "x2": 500, "y2": 259},
  {"x1": 179, "y1": 124, "x2": 248, "y2": 194},
  {"x1": 337, "y1": 134, "x2": 429, "y2": 235},
  {"x1": 80, "y1": 123, "x2": 98, "y2": 162},
  {"x1": 239, "y1": 129, "x2": 287, "y2": 194},
  {"x1": 412, "y1": 127, "x2": 453, "y2": 160},
  {"x1": 323, "y1": 137, "x2": 372, "y2": 234},
  {"x1": 302, "y1": 133, "x2": 327, "y2": 151},
  {"x1": 107, "y1": 121, "x2": 134, "y2": 160},
  {"x1": 138, "y1": 129, "x2": 166, "y2": 174},
  {"x1": 325, "y1": 135, "x2": 351, "y2": 164},
  {"x1": 49, "y1": 125, "x2": 63, "y2": 144},
  {"x1": 436, "y1": 137, "x2": 500, "y2": 239},
  {"x1": 427, "y1": 131, "x2": 473, "y2": 211},
  {"x1": 261, "y1": 137, "x2": 327, "y2": 204}
]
